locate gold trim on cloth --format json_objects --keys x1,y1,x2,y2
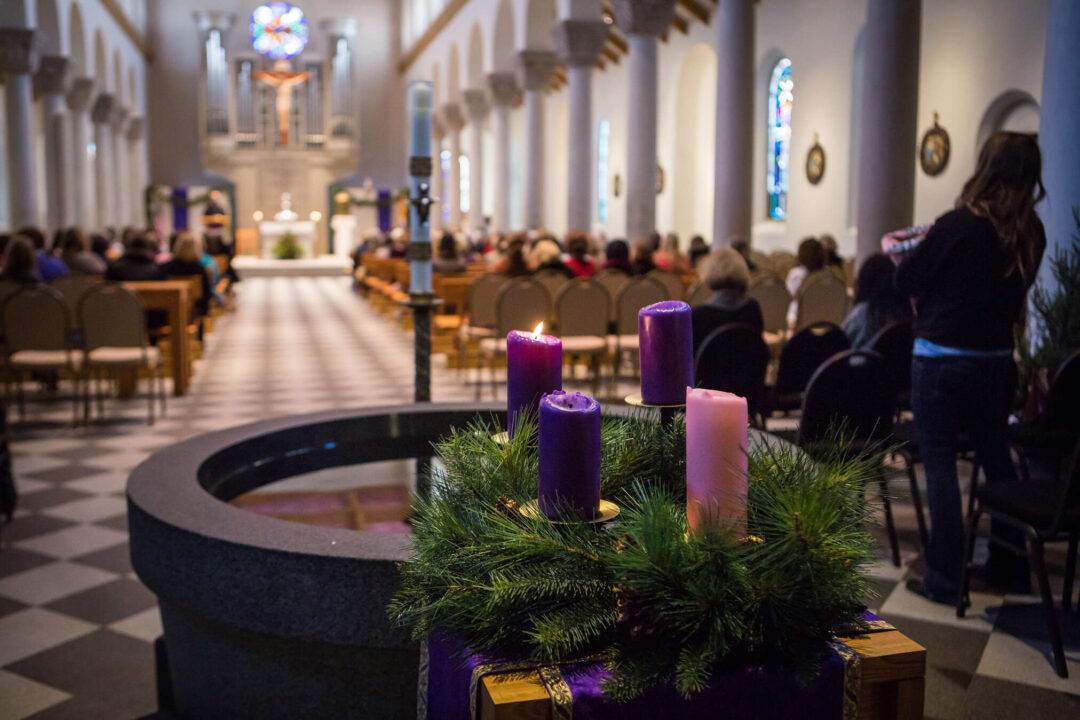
[
  {"x1": 538, "y1": 665, "x2": 574, "y2": 720},
  {"x1": 829, "y1": 639, "x2": 862, "y2": 720},
  {"x1": 417, "y1": 640, "x2": 430, "y2": 720}
]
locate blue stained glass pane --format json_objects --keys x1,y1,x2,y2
[
  {"x1": 250, "y1": 3, "x2": 310, "y2": 60},
  {"x1": 766, "y1": 58, "x2": 792, "y2": 221},
  {"x1": 597, "y1": 119, "x2": 610, "y2": 223}
]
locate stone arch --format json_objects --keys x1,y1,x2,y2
[
  {"x1": 977, "y1": 89, "x2": 1040, "y2": 152},
  {"x1": 672, "y1": 43, "x2": 717, "y2": 241},
  {"x1": 467, "y1": 22, "x2": 484, "y2": 87},
  {"x1": 69, "y1": 1, "x2": 86, "y2": 75},
  {"x1": 34, "y1": 0, "x2": 61, "y2": 55},
  {"x1": 447, "y1": 44, "x2": 460, "y2": 103},
  {"x1": 522, "y1": 0, "x2": 555, "y2": 51},
  {"x1": 492, "y1": 0, "x2": 515, "y2": 72}
]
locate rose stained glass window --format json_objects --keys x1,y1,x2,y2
[{"x1": 250, "y1": 3, "x2": 310, "y2": 60}]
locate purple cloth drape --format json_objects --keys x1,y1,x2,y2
[
  {"x1": 377, "y1": 190, "x2": 392, "y2": 232},
  {"x1": 172, "y1": 187, "x2": 188, "y2": 231}
]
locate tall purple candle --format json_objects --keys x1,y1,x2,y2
[
  {"x1": 638, "y1": 300, "x2": 694, "y2": 405},
  {"x1": 506, "y1": 325, "x2": 562, "y2": 438},
  {"x1": 538, "y1": 391, "x2": 601, "y2": 520}
]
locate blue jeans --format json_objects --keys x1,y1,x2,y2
[{"x1": 911, "y1": 355, "x2": 1027, "y2": 599}]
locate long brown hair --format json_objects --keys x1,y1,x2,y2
[{"x1": 957, "y1": 131, "x2": 1046, "y2": 287}]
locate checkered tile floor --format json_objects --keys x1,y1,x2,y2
[{"x1": 1, "y1": 276, "x2": 1077, "y2": 719}]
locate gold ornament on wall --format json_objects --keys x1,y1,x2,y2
[
  {"x1": 613, "y1": 173, "x2": 622, "y2": 198},
  {"x1": 806, "y1": 133, "x2": 826, "y2": 185},
  {"x1": 920, "y1": 111, "x2": 951, "y2": 177},
  {"x1": 656, "y1": 164, "x2": 665, "y2": 194}
]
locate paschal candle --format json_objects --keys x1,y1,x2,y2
[
  {"x1": 538, "y1": 391, "x2": 601, "y2": 520},
  {"x1": 638, "y1": 300, "x2": 693, "y2": 405},
  {"x1": 686, "y1": 387, "x2": 748, "y2": 532},
  {"x1": 506, "y1": 325, "x2": 562, "y2": 438}
]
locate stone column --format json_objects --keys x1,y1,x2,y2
[
  {"x1": 0, "y1": 28, "x2": 41, "y2": 229},
  {"x1": 463, "y1": 89, "x2": 490, "y2": 233},
  {"x1": 487, "y1": 72, "x2": 518, "y2": 233},
  {"x1": 111, "y1": 106, "x2": 130, "y2": 228},
  {"x1": 553, "y1": 20, "x2": 609, "y2": 234},
  {"x1": 67, "y1": 77, "x2": 96, "y2": 229},
  {"x1": 441, "y1": 102, "x2": 465, "y2": 230},
  {"x1": 712, "y1": 0, "x2": 754, "y2": 248},
  {"x1": 517, "y1": 51, "x2": 558, "y2": 230},
  {"x1": 36, "y1": 55, "x2": 71, "y2": 233},
  {"x1": 126, "y1": 117, "x2": 146, "y2": 228},
  {"x1": 91, "y1": 93, "x2": 116, "y2": 230},
  {"x1": 854, "y1": 0, "x2": 921, "y2": 266},
  {"x1": 614, "y1": 0, "x2": 676, "y2": 242},
  {"x1": 430, "y1": 114, "x2": 444, "y2": 229},
  {"x1": 1037, "y1": 0, "x2": 1080, "y2": 294}
]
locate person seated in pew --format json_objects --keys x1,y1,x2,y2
[
  {"x1": 0, "y1": 237, "x2": 41, "y2": 286},
  {"x1": 161, "y1": 232, "x2": 212, "y2": 317},
  {"x1": 17, "y1": 226, "x2": 68, "y2": 283},
  {"x1": 60, "y1": 227, "x2": 107, "y2": 276},
  {"x1": 655, "y1": 232, "x2": 690, "y2": 273},
  {"x1": 630, "y1": 240, "x2": 657, "y2": 276},
  {"x1": 89, "y1": 234, "x2": 112, "y2": 267},
  {"x1": 565, "y1": 232, "x2": 596, "y2": 278},
  {"x1": 688, "y1": 235, "x2": 710, "y2": 269},
  {"x1": 432, "y1": 233, "x2": 467, "y2": 275},
  {"x1": 690, "y1": 248, "x2": 764, "y2": 355},
  {"x1": 496, "y1": 238, "x2": 531, "y2": 278},
  {"x1": 106, "y1": 234, "x2": 169, "y2": 336},
  {"x1": 842, "y1": 253, "x2": 911, "y2": 349},
  {"x1": 530, "y1": 239, "x2": 575, "y2": 278},
  {"x1": 602, "y1": 239, "x2": 633, "y2": 274}
]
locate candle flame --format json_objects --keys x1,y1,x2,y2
[{"x1": 532, "y1": 322, "x2": 544, "y2": 338}]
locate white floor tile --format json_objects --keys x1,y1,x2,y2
[
  {"x1": 976, "y1": 628, "x2": 1080, "y2": 695},
  {"x1": 879, "y1": 579, "x2": 1001, "y2": 633},
  {"x1": 41, "y1": 496, "x2": 128, "y2": 523},
  {"x1": 10, "y1": 456, "x2": 70, "y2": 476},
  {"x1": 107, "y1": 606, "x2": 163, "y2": 644},
  {"x1": 0, "y1": 608, "x2": 98, "y2": 666},
  {"x1": 0, "y1": 670, "x2": 72, "y2": 719},
  {"x1": 64, "y1": 472, "x2": 129, "y2": 496},
  {"x1": 13, "y1": 478, "x2": 54, "y2": 496},
  {"x1": 15, "y1": 524, "x2": 128, "y2": 560},
  {"x1": 0, "y1": 562, "x2": 118, "y2": 605}
]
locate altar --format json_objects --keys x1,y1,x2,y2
[{"x1": 258, "y1": 220, "x2": 316, "y2": 258}]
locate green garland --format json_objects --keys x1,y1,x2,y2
[
  {"x1": 389, "y1": 414, "x2": 882, "y2": 701},
  {"x1": 330, "y1": 184, "x2": 409, "y2": 208}
]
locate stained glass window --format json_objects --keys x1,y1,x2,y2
[
  {"x1": 459, "y1": 154, "x2": 470, "y2": 214},
  {"x1": 597, "y1": 119, "x2": 610, "y2": 223},
  {"x1": 767, "y1": 58, "x2": 793, "y2": 221},
  {"x1": 250, "y1": 3, "x2": 309, "y2": 60},
  {"x1": 440, "y1": 148, "x2": 451, "y2": 224}
]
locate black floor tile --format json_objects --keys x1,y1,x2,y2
[
  {"x1": 25, "y1": 697, "x2": 140, "y2": 720},
  {"x1": 74, "y1": 543, "x2": 134, "y2": 575},
  {"x1": 883, "y1": 616, "x2": 990, "y2": 674},
  {"x1": 0, "y1": 593, "x2": 27, "y2": 618},
  {"x1": 14, "y1": 487, "x2": 93, "y2": 512},
  {"x1": 0, "y1": 546, "x2": 56, "y2": 578},
  {"x1": 48, "y1": 446, "x2": 116, "y2": 462},
  {"x1": 961, "y1": 675, "x2": 1080, "y2": 719},
  {"x1": 94, "y1": 515, "x2": 131, "y2": 533},
  {"x1": 44, "y1": 578, "x2": 157, "y2": 625},
  {"x1": 0, "y1": 514, "x2": 78, "y2": 543},
  {"x1": 23, "y1": 464, "x2": 107, "y2": 484}
]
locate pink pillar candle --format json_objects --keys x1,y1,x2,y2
[{"x1": 685, "y1": 387, "x2": 749, "y2": 532}]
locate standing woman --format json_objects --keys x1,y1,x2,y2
[{"x1": 889, "y1": 132, "x2": 1046, "y2": 603}]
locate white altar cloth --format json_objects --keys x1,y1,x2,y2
[{"x1": 258, "y1": 220, "x2": 316, "y2": 259}]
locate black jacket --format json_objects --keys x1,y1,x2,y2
[{"x1": 691, "y1": 290, "x2": 764, "y2": 356}]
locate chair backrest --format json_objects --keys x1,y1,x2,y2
[
  {"x1": 555, "y1": 280, "x2": 610, "y2": 337},
  {"x1": 775, "y1": 321, "x2": 850, "y2": 396},
  {"x1": 646, "y1": 269, "x2": 684, "y2": 302},
  {"x1": 794, "y1": 270, "x2": 849, "y2": 332},
  {"x1": 769, "y1": 250, "x2": 798, "y2": 279},
  {"x1": 534, "y1": 269, "x2": 570, "y2": 301},
  {"x1": 614, "y1": 277, "x2": 668, "y2": 335},
  {"x1": 748, "y1": 250, "x2": 772, "y2": 273},
  {"x1": 1, "y1": 286, "x2": 72, "y2": 354},
  {"x1": 868, "y1": 320, "x2": 913, "y2": 398},
  {"x1": 798, "y1": 350, "x2": 895, "y2": 447},
  {"x1": 686, "y1": 282, "x2": 712, "y2": 308},
  {"x1": 494, "y1": 279, "x2": 551, "y2": 336},
  {"x1": 79, "y1": 284, "x2": 148, "y2": 351},
  {"x1": 1044, "y1": 349, "x2": 1080, "y2": 436},
  {"x1": 1051, "y1": 438, "x2": 1080, "y2": 535},
  {"x1": 467, "y1": 274, "x2": 509, "y2": 328},
  {"x1": 50, "y1": 275, "x2": 102, "y2": 322},
  {"x1": 694, "y1": 322, "x2": 771, "y2": 417},
  {"x1": 593, "y1": 268, "x2": 629, "y2": 309},
  {"x1": 0, "y1": 280, "x2": 24, "y2": 321},
  {"x1": 747, "y1": 276, "x2": 791, "y2": 334}
]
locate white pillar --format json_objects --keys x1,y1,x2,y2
[
  {"x1": 127, "y1": 117, "x2": 146, "y2": 227},
  {"x1": 1037, "y1": 0, "x2": 1080, "y2": 294},
  {"x1": 487, "y1": 72, "x2": 518, "y2": 234},
  {"x1": 614, "y1": 1, "x2": 676, "y2": 242},
  {"x1": 91, "y1": 93, "x2": 117, "y2": 230},
  {"x1": 554, "y1": 19, "x2": 609, "y2": 234},
  {"x1": 517, "y1": 51, "x2": 558, "y2": 231},
  {"x1": 430, "y1": 114, "x2": 444, "y2": 231},
  {"x1": 463, "y1": 89, "x2": 489, "y2": 233},
  {"x1": 712, "y1": 0, "x2": 755, "y2": 248},
  {"x1": 111, "y1": 106, "x2": 130, "y2": 230},
  {"x1": 36, "y1": 56, "x2": 72, "y2": 234},
  {"x1": 1, "y1": 28, "x2": 41, "y2": 229},
  {"x1": 854, "y1": 0, "x2": 921, "y2": 266},
  {"x1": 441, "y1": 103, "x2": 464, "y2": 231},
  {"x1": 67, "y1": 78, "x2": 96, "y2": 229}
]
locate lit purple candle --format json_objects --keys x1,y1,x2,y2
[
  {"x1": 538, "y1": 391, "x2": 601, "y2": 520},
  {"x1": 638, "y1": 300, "x2": 693, "y2": 405},
  {"x1": 506, "y1": 324, "x2": 563, "y2": 438}
]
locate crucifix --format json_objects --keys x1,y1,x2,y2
[{"x1": 254, "y1": 59, "x2": 309, "y2": 146}]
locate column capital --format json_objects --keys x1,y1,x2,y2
[
  {"x1": 552, "y1": 19, "x2": 609, "y2": 67},
  {"x1": 91, "y1": 93, "x2": 116, "y2": 124},
  {"x1": 613, "y1": 0, "x2": 677, "y2": 36},
  {"x1": 441, "y1": 102, "x2": 465, "y2": 132},
  {"x1": 35, "y1": 55, "x2": 70, "y2": 95},
  {"x1": 0, "y1": 27, "x2": 39, "y2": 75},
  {"x1": 517, "y1": 50, "x2": 558, "y2": 92},
  {"x1": 67, "y1": 77, "x2": 96, "y2": 111},
  {"x1": 194, "y1": 10, "x2": 235, "y2": 34},
  {"x1": 111, "y1": 105, "x2": 130, "y2": 133},
  {"x1": 320, "y1": 17, "x2": 358, "y2": 39},
  {"x1": 486, "y1": 72, "x2": 520, "y2": 107},
  {"x1": 126, "y1": 116, "x2": 145, "y2": 141},
  {"x1": 463, "y1": 89, "x2": 490, "y2": 123}
]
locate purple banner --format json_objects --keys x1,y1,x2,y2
[
  {"x1": 378, "y1": 189, "x2": 392, "y2": 232},
  {"x1": 172, "y1": 187, "x2": 188, "y2": 231}
]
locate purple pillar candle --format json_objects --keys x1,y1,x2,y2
[
  {"x1": 638, "y1": 300, "x2": 694, "y2": 405},
  {"x1": 538, "y1": 391, "x2": 602, "y2": 520},
  {"x1": 506, "y1": 324, "x2": 563, "y2": 438}
]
